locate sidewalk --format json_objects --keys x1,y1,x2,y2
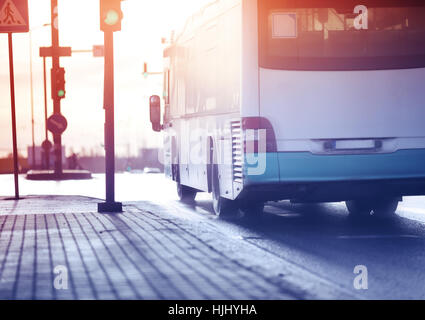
[{"x1": 0, "y1": 196, "x2": 349, "y2": 300}]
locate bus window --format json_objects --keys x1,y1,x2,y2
[
  {"x1": 259, "y1": 1, "x2": 425, "y2": 70},
  {"x1": 185, "y1": 42, "x2": 198, "y2": 114}
]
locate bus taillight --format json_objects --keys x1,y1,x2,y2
[{"x1": 242, "y1": 117, "x2": 277, "y2": 153}]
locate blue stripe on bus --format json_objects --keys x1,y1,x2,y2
[{"x1": 244, "y1": 149, "x2": 425, "y2": 184}]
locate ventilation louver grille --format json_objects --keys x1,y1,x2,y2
[{"x1": 231, "y1": 120, "x2": 243, "y2": 184}]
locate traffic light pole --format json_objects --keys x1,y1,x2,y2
[
  {"x1": 42, "y1": 57, "x2": 51, "y2": 170},
  {"x1": 98, "y1": 29, "x2": 122, "y2": 213},
  {"x1": 51, "y1": 0, "x2": 63, "y2": 177}
]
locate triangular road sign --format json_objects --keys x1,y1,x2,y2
[{"x1": 0, "y1": 0, "x2": 27, "y2": 27}]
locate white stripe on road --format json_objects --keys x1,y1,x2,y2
[
  {"x1": 337, "y1": 235, "x2": 422, "y2": 240},
  {"x1": 399, "y1": 207, "x2": 425, "y2": 215}
]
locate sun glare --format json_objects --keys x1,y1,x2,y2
[{"x1": 0, "y1": 0, "x2": 212, "y2": 157}]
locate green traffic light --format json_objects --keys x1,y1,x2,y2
[
  {"x1": 58, "y1": 90, "x2": 65, "y2": 98},
  {"x1": 105, "y1": 10, "x2": 120, "y2": 26}
]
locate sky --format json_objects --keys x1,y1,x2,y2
[{"x1": 0, "y1": 0, "x2": 211, "y2": 158}]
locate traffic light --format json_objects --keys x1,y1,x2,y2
[
  {"x1": 100, "y1": 0, "x2": 123, "y2": 32},
  {"x1": 51, "y1": 67, "x2": 66, "y2": 100}
]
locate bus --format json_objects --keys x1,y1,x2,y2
[{"x1": 149, "y1": 0, "x2": 425, "y2": 219}]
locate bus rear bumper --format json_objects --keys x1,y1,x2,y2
[{"x1": 242, "y1": 149, "x2": 425, "y2": 202}]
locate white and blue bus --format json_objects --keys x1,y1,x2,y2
[{"x1": 149, "y1": 0, "x2": 425, "y2": 218}]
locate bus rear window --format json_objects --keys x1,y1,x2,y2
[{"x1": 259, "y1": 1, "x2": 425, "y2": 70}]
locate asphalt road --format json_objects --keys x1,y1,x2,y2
[{"x1": 2, "y1": 172, "x2": 425, "y2": 299}]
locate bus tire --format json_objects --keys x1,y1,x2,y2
[
  {"x1": 177, "y1": 182, "x2": 197, "y2": 203},
  {"x1": 240, "y1": 202, "x2": 265, "y2": 219},
  {"x1": 346, "y1": 200, "x2": 373, "y2": 218},
  {"x1": 372, "y1": 198, "x2": 399, "y2": 218},
  {"x1": 212, "y1": 164, "x2": 237, "y2": 217},
  {"x1": 174, "y1": 159, "x2": 197, "y2": 202}
]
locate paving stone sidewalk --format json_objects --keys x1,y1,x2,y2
[{"x1": 0, "y1": 196, "x2": 351, "y2": 300}]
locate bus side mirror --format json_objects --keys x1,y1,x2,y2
[{"x1": 149, "y1": 95, "x2": 162, "y2": 132}]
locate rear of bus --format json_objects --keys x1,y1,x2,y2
[{"x1": 243, "y1": 0, "x2": 425, "y2": 212}]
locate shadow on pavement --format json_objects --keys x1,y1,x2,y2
[{"x1": 194, "y1": 199, "x2": 423, "y2": 241}]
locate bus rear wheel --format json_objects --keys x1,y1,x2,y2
[
  {"x1": 371, "y1": 198, "x2": 399, "y2": 218},
  {"x1": 346, "y1": 200, "x2": 373, "y2": 218},
  {"x1": 239, "y1": 202, "x2": 265, "y2": 219},
  {"x1": 177, "y1": 183, "x2": 197, "y2": 203},
  {"x1": 346, "y1": 198, "x2": 399, "y2": 219},
  {"x1": 212, "y1": 165, "x2": 237, "y2": 217}
]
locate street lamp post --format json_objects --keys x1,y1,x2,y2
[
  {"x1": 28, "y1": 23, "x2": 51, "y2": 169},
  {"x1": 29, "y1": 29, "x2": 35, "y2": 168}
]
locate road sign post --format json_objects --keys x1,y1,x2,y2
[
  {"x1": 51, "y1": 0, "x2": 61, "y2": 177},
  {"x1": 98, "y1": 0, "x2": 123, "y2": 213},
  {"x1": 7, "y1": 33, "x2": 19, "y2": 199},
  {"x1": 1, "y1": 0, "x2": 30, "y2": 199},
  {"x1": 42, "y1": 0, "x2": 73, "y2": 178}
]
